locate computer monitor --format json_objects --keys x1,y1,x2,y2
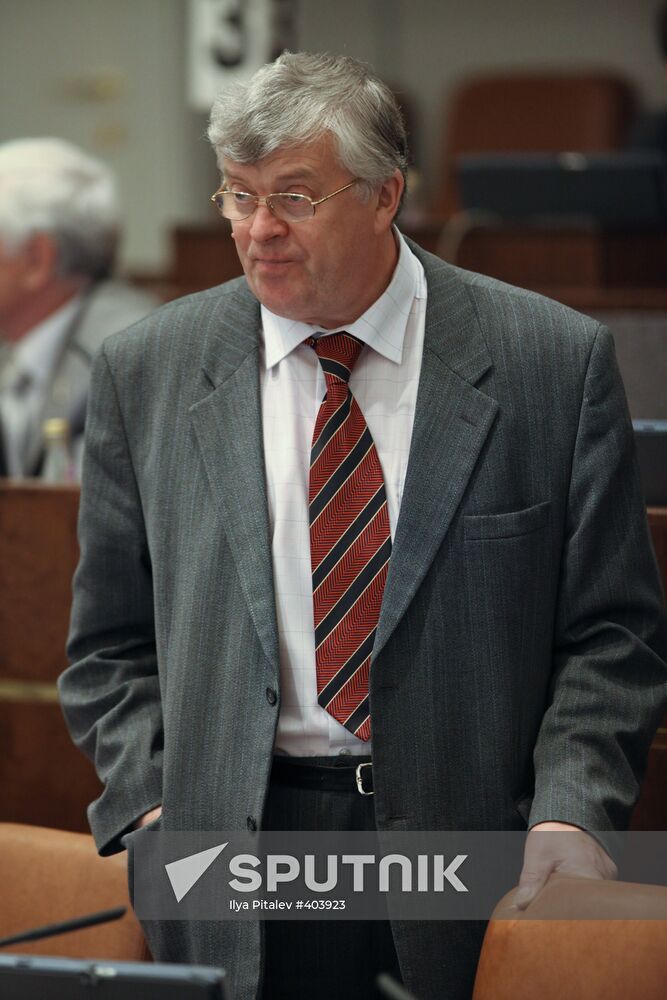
[
  {"x1": 0, "y1": 954, "x2": 229, "y2": 1000},
  {"x1": 457, "y1": 151, "x2": 667, "y2": 227}
]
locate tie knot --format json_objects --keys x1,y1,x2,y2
[{"x1": 307, "y1": 332, "x2": 364, "y2": 385}]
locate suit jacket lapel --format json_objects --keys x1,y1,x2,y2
[
  {"x1": 374, "y1": 246, "x2": 499, "y2": 661},
  {"x1": 189, "y1": 281, "x2": 280, "y2": 675},
  {"x1": 26, "y1": 300, "x2": 90, "y2": 474}
]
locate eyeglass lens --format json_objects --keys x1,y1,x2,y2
[{"x1": 215, "y1": 191, "x2": 314, "y2": 222}]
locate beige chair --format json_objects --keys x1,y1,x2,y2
[
  {"x1": 473, "y1": 875, "x2": 667, "y2": 1000},
  {"x1": 0, "y1": 822, "x2": 149, "y2": 960}
]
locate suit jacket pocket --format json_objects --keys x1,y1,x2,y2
[
  {"x1": 463, "y1": 498, "x2": 555, "y2": 723},
  {"x1": 464, "y1": 500, "x2": 551, "y2": 540}
]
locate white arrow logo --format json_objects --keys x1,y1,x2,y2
[{"x1": 165, "y1": 842, "x2": 228, "y2": 902}]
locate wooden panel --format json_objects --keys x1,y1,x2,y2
[
  {"x1": 171, "y1": 222, "x2": 243, "y2": 290},
  {"x1": 0, "y1": 482, "x2": 101, "y2": 831},
  {"x1": 160, "y1": 221, "x2": 667, "y2": 313},
  {"x1": 453, "y1": 226, "x2": 667, "y2": 290},
  {"x1": 0, "y1": 482, "x2": 79, "y2": 682},
  {"x1": 0, "y1": 701, "x2": 101, "y2": 832}
]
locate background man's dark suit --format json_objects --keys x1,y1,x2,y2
[
  {"x1": 24, "y1": 280, "x2": 157, "y2": 475},
  {"x1": 59, "y1": 240, "x2": 667, "y2": 1000}
]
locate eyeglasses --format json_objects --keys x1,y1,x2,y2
[{"x1": 210, "y1": 180, "x2": 359, "y2": 223}]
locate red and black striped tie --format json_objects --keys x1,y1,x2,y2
[{"x1": 308, "y1": 332, "x2": 391, "y2": 742}]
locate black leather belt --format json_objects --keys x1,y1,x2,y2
[{"x1": 271, "y1": 755, "x2": 374, "y2": 795}]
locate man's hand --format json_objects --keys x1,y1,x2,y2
[
  {"x1": 135, "y1": 805, "x2": 162, "y2": 830},
  {"x1": 513, "y1": 821, "x2": 617, "y2": 910}
]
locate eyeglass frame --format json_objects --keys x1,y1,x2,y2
[{"x1": 210, "y1": 179, "x2": 360, "y2": 223}]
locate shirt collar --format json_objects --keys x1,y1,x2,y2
[{"x1": 262, "y1": 229, "x2": 425, "y2": 370}]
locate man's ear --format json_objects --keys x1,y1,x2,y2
[
  {"x1": 374, "y1": 169, "x2": 405, "y2": 234},
  {"x1": 21, "y1": 233, "x2": 59, "y2": 291}
]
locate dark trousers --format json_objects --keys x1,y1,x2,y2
[{"x1": 260, "y1": 756, "x2": 402, "y2": 1000}]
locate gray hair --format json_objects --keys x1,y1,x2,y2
[
  {"x1": 208, "y1": 52, "x2": 408, "y2": 206},
  {"x1": 0, "y1": 138, "x2": 120, "y2": 281}
]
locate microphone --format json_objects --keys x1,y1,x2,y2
[
  {"x1": 0, "y1": 906, "x2": 127, "y2": 948},
  {"x1": 376, "y1": 972, "x2": 419, "y2": 1000}
]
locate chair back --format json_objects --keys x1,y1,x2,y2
[
  {"x1": 437, "y1": 72, "x2": 636, "y2": 217},
  {"x1": 0, "y1": 822, "x2": 149, "y2": 960},
  {"x1": 473, "y1": 875, "x2": 667, "y2": 1000}
]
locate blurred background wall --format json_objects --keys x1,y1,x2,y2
[{"x1": 1, "y1": 0, "x2": 664, "y2": 274}]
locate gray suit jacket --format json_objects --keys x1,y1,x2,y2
[
  {"x1": 25, "y1": 280, "x2": 158, "y2": 475},
  {"x1": 59, "y1": 242, "x2": 667, "y2": 1000}
]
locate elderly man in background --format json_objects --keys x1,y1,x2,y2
[{"x1": 0, "y1": 138, "x2": 157, "y2": 477}]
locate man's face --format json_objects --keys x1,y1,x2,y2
[
  {"x1": 223, "y1": 135, "x2": 402, "y2": 328},
  {"x1": 0, "y1": 233, "x2": 80, "y2": 342}
]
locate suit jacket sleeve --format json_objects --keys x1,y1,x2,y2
[
  {"x1": 58, "y1": 343, "x2": 163, "y2": 855},
  {"x1": 529, "y1": 325, "x2": 667, "y2": 831}
]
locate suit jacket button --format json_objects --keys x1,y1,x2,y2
[
  {"x1": 247, "y1": 816, "x2": 257, "y2": 832},
  {"x1": 266, "y1": 687, "x2": 277, "y2": 706}
]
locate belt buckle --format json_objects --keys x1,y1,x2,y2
[{"x1": 355, "y1": 762, "x2": 374, "y2": 796}]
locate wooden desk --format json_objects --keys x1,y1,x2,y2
[
  {"x1": 154, "y1": 221, "x2": 667, "y2": 314},
  {"x1": 427, "y1": 221, "x2": 667, "y2": 291}
]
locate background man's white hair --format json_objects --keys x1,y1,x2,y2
[{"x1": 0, "y1": 137, "x2": 120, "y2": 281}]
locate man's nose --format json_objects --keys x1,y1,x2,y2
[{"x1": 247, "y1": 203, "x2": 288, "y2": 241}]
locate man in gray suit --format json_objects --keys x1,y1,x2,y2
[
  {"x1": 59, "y1": 53, "x2": 667, "y2": 1000},
  {"x1": 0, "y1": 137, "x2": 157, "y2": 477}
]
